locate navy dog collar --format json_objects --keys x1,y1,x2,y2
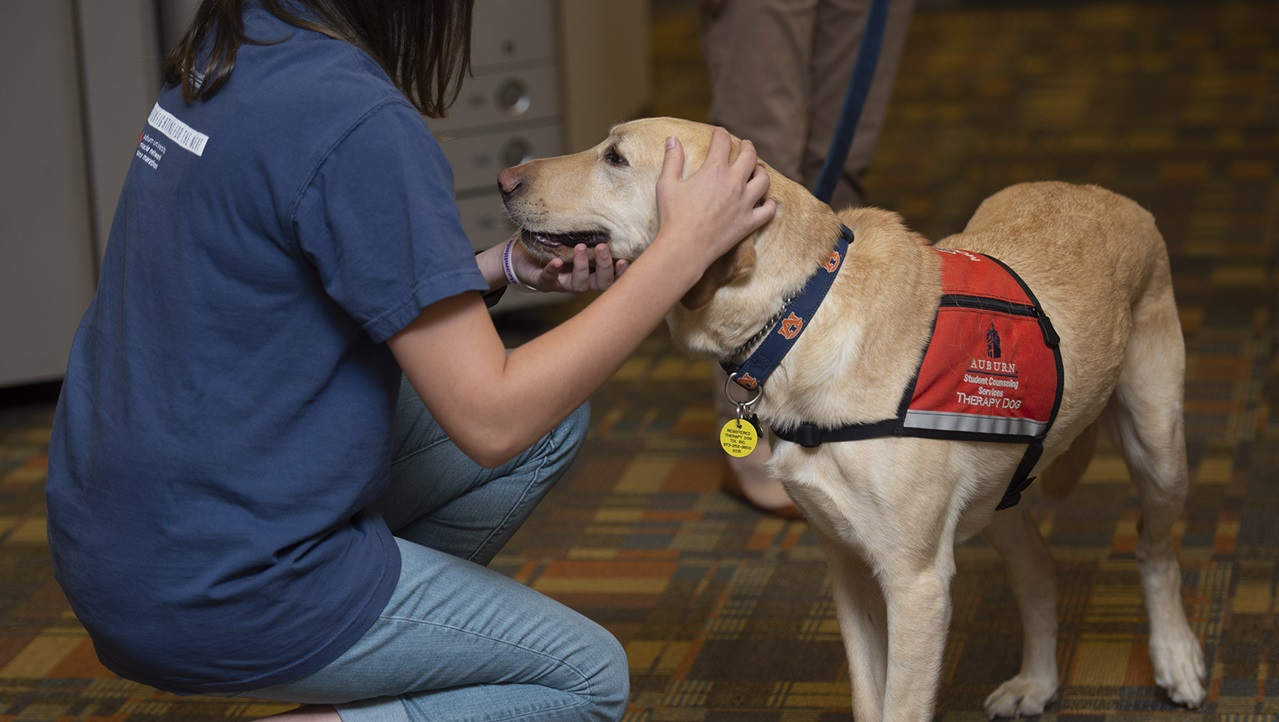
[{"x1": 721, "y1": 225, "x2": 853, "y2": 391}]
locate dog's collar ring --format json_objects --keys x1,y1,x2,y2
[{"x1": 724, "y1": 372, "x2": 763, "y2": 408}]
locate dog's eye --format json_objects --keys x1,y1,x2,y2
[{"x1": 603, "y1": 146, "x2": 628, "y2": 167}]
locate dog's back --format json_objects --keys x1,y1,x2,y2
[
  {"x1": 935, "y1": 182, "x2": 1180, "y2": 464},
  {"x1": 947, "y1": 182, "x2": 1168, "y2": 306}
]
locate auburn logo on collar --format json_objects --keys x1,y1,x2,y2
[
  {"x1": 778, "y1": 312, "x2": 805, "y2": 339},
  {"x1": 824, "y1": 249, "x2": 843, "y2": 273}
]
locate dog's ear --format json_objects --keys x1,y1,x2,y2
[{"x1": 680, "y1": 238, "x2": 757, "y2": 310}]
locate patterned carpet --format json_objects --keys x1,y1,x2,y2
[{"x1": 2, "y1": 0, "x2": 1277, "y2": 719}]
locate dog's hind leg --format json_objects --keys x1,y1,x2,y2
[
  {"x1": 820, "y1": 538, "x2": 889, "y2": 722},
  {"x1": 1037, "y1": 420, "x2": 1099, "y2": 501},
  {"x1": 981, "y1": 504, "x2": 1060, "y2": 717},
  {"x1": 1107, "y1": 285, "x2": 1206, "y2": 708}
]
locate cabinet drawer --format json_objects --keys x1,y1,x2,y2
[
  {"x1": 431, "y1": 64, "x2": 559, "y2": 135},
  {"x1": 439, "y1": 124, "x2": 562, "y2": 193},
  {"x1": 470, "y1": 0, "x2": 556, "y2": 70}
]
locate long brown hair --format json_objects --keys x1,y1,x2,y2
[{"x1": 163, "y1": 0, "x2": 473, "y2": 118}]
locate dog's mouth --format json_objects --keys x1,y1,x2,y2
[{"x1": 518, "y1": 228, "x2": 610, "y2": 251}]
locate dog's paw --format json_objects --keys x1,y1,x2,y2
[
  {"x1": 983, "y1": 674, "x2": 1058, "y2": 719},
  {"x1": 1150, "y1": 628, "x2": 1207, "y2": 708}
]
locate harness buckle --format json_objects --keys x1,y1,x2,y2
[{"x1": 792, "y1": 423, "x2": 824, "y2": 448}]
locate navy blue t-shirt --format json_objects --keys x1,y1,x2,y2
[{"x1": 45, "y1": 6, "x2": 487, "y2": 694}]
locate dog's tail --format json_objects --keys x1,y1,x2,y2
[{"x1": 1038, "y1": 421, "x2": 1100, "y2": 500}]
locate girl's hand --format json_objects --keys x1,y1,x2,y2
[
  {"x1": 653, "y1": 128, "x2": 774, "y2": 269},
  {"x1": 512, "y1": 240, "x2": 629, "y2": 293}
]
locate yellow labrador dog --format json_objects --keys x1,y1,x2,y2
[{"x1": 498, "y1": 117, "x2": 1206, "y2": 720}]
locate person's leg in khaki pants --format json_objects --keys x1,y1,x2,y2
[{"x1": 699, "y1": 0, "x2": 915, "y2": 515}]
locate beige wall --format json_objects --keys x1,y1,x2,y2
[{"x1": 558, "y1": 0, "x2": 654, "y2": 152}]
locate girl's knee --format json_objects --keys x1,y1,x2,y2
[
  {"x1": 560, "y1": 402, "x2": 590, "y2": 455},
  {"x1": 581, "y1": 629, "x2": 630, "y2": 721},
  {"x1": 537, "y1": 402, "x2": 590, "y2": 477}
]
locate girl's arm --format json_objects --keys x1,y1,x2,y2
[{"x1": 389, "y1": 129, "x2": 773, "y2": 467}]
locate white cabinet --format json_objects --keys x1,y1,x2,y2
[
  {"x1": 433, "y1": 0, "x2": 653, "y2": 312},
  {"x1": 0, "y1": 0, "x2": 158, "y2": 388},
  {"x1": 0, "y1": 0, "x2": 652, "y2": 388}
]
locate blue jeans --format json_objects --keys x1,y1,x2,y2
[{"x1": 243, "y1": 380, "x2": 628, "y2": 721}]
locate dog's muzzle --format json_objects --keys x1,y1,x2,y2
[{"x1": 518, "y1": 228, "x2": 609, "y2": 249}]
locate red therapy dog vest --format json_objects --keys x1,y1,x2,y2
[
  {"x1": 775, "y1": 248, "x2": 1063, "y2": 510},
  {"x1": 905, "y1": 248, "x2": 1061, "y2": 439}
]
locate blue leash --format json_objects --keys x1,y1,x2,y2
[{"x1": 811, "y1": 0, "x2": 891, "y2": 204}]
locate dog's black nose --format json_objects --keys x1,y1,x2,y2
[{"x1": 497, "y1": 168, "x2": 523, "y2": 200}]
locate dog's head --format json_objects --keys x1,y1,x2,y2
[{"x1": 498, "y1": 117, "x2": 774, "y2": 309}]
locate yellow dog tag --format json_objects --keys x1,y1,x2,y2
[{"x1": 719, "y1": 418, "x2": 759, "y2": 458}]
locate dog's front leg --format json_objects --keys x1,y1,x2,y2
[
  {"x1": 981, "y1": 504, "x2": 1060, "y2": 717},
  {"x1": 880, "y1": 559, "x2": 955, "y2": 722},
  {"x1": 820, "y1": 538, "x2": 889, "y2": 722}
]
